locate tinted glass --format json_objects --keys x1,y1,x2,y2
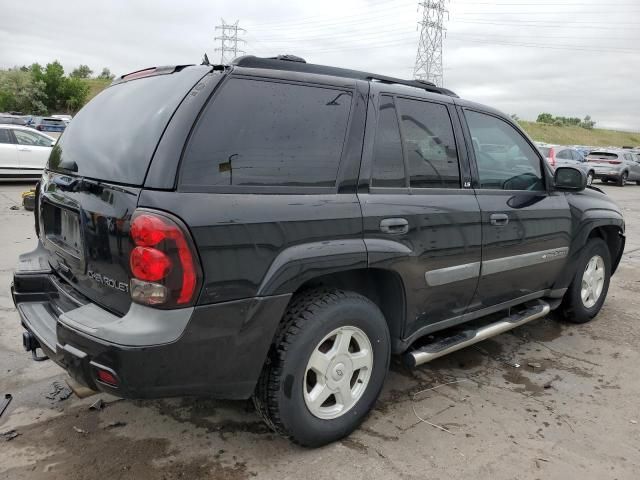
[
  {"x1": 0, "y1": 129, "x2": 12, "y2": 144},
  {"x1": 371, "y1": 96, "x2": 405, "y2": 188},
  {"x1": 14, "y1": 130, "x2": 51, "y2": 147},
  {"x1": 48, "y1": 67, "x2": 209, "y2": 185},
  {"x1": 181, "y1": 79, "x2": 352, "y2": 188},
  {"x1": 465, "y1": 110, "x2": 544, "y2": 191},
  {"x1": 396, "y1": 98, "x2": 460, "y2": 188},
  {"x1": 557, "y1": 149, "x2": 572, "y2": 160},
  {"x1": 587, "y1": 152, "x2": 618, "y2": 160}
]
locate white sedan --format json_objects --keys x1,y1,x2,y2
[{"x1": 0, "y1": 125, "x2": 55, "y2": 181}]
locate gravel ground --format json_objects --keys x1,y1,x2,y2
[{"x1": 0, "y1": 182, "x2": 639, "y2": 480}]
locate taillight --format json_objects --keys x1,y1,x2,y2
[
  {"x1": 548, "y1": 147, "x2": 556, "y2": 167},
  {"x1": 36, "y1": 125, "x2": 43, "y2": 131},
  {"x1": 129, "y1": 210, "x2": 201, "y2": 307},
  {"x1": 608, "y1": 160, "x2": 622, "y2": 165}
]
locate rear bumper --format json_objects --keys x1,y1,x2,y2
[
  {"x1": 592, "y1": 168, "x2": 624, "y2": 180},
  {"x1": 12, "y1": 245, "x2": 290, "y2": 400}
]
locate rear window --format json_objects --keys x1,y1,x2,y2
[
  {"x1": 180, "y1": 78, "x2": 352, "y2": 188},
  {"x1": 42, "y1": 119, "x2": 64, "y2": 125},
  {"x1": 587, "y1": 152, "x2": 619, "y2": 159},
  {"x1": 48, "y1": 67, "x2": 209, "y2": 185}
]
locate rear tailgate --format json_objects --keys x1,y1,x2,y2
[
  {"x1": 37, "y1": 65, "x2": 212, "y2": 315},
  {"x1": 39, "y1": 172, "x2": 140, "y2": 314}
]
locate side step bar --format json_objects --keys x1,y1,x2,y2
[{"x1": 404, "y1": 300, "x2": 551, "y2": 368}]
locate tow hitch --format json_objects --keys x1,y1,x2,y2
[{"x1": 22, "y1": 331, "x2": 48, "y2": 362}]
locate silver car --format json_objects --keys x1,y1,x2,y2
[
  {"x1": 538, "y1": 144, "x2": 596, "y2": 185},
  {"x1": 587, "y1": 149, "x2": 640, "y2": 186}
]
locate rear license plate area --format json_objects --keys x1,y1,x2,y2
[{"x1": 42, "y1": 202, "x2": 83, "y2": 260}]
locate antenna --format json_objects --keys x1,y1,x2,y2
[
  {"x1": 413, "y1": 1, "x2": 448, "y2": 87},
  {"x1": 215, "y1": 19, "x2": 246, "y2": 64}
]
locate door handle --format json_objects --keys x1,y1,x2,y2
[
  {"x1": 490, "y1": 213, "x2": 509, "y2": 226},
  {"x1": 18, "y1": 147, "x2": 32, "y2": 152},
  {"x1": 380, "y1": 218, "x2": 409, "y2": 235}
]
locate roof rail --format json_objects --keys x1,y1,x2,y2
[{"x1": 231, "y1": 55, "x2": 458, "y2": 98}]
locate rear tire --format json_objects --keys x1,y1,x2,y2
[
  {"x1": 253, "y1": 288, "x2": 390, "y2": 447},
  {"x1": 636, "y1": 181, "x2": 640, "y2": 186},
  {"x1": 617, "y1": 172, "x2": 628, "y2": 186},
  {"x1": 560, "y1": 238, "x2": 611, "y2": 324}
]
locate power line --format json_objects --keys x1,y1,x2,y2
[{"x1": 215, "y1": 19, "x2": 246, "y2": 64}]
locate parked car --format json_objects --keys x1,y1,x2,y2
[
  {"x1": 538, "y1": 145, "x2": 595, "y2": 185},
  {"x1": 31, "y1": 117, "x2": 67, "y2": 133},
  {"x1": 0, "y1": 125, "x2": 55, "y2": 180},
  {"x1": 51, "y1": 114, "x2": 72, "y2": 126},
  {"x1": 0, "y1": 114, "x2": 29, "y2": 126},
  {"x1": 12, "y1": 56, "x2": 625, "y2": 447},
  {"x1": 587, "y1": 149, "x2": 640, "y2": 186}
]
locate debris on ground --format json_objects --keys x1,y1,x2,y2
[
  {"x1": 1, "y1": 429, "x2": 20, "y2": 441},
  {"x1": 22, "y1": 189, "x2": 36, "y2": 211},
  {"x1": 73, "y1": 426, "x2": 88, "y2": 435},
  {"x1": 104, "y1": 421, "x2": 127, "y2": 430},
  {"x1": 9, "y1": 205, "x2": 20, "y2": 210},
  {"x1": 89, "y1": 398, "x2": 104, "y2": 411},
  {"x1": 0, "y1": 393, "x2": 12, "y2": 418},
  {"x1": 45, "y1": 381, "x2": 73, "y2": 402},
  {"x1": 528, "y1": 362, "x2": 542, "y2": 369},
  {"x1": 631, "y1": 420, "x2": 638, "y2": 425},
  {"x1": 543, "y1": 381, "x2": 553, "y2": 389}
]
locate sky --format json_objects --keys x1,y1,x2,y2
[{"x1": 1, "y1": 0, "x2": 639, "y2": 130}]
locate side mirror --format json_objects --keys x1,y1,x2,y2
[{"x1": 554, "y1": 166, "x2": 586, "y2": 192}]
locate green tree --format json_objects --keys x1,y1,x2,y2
[
  {"x1": 581, "y1": 115, "x2": 596, "y2": 130},
  {"x1": 536, "y1": 113, "x2": 554, "y2": 124},
  {"x1": 0, "y1": 69, "x2": 47, "y2": 115},
  {"x1": 41, "y1": 61, "x2": 66, "y2": 111},
  {"x1": 60, "y1": 77, "x2": 89, "y2": 113},
  {"x1": 70, "y1": 64, "x2": 93, "y2": 79},
  {"x1": 97, "y1": 67, "x2": 115, "y2": 81}
]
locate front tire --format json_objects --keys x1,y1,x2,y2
[
  {"x1": 560, "y1": 238, "x2": 611, "y2": 324},
  {"x1": 253, "y1": 288, "x2": 390, "y2": 447},
  {"x1": 586, "y1": 171, "x2": 594, "y2": 186}
]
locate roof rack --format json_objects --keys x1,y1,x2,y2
[{"x1": 231, "y1": 55, "x2": 458, "y2": 98}]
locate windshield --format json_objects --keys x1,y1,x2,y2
[{"x1": 48, "y1": 66, "x2": 209, "y2": 185}]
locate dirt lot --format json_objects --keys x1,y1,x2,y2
[{"x1": 1, "y1": 182, "x2": 639, "y2": 480}]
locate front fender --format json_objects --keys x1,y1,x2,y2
[{"x1": 256, "y1": 239, "x2": 367, "y2": 296}]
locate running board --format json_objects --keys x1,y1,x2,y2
[{"x1": 404, "y1": 300, "x2": 551, "y2": 368}]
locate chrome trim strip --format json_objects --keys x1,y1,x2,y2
[
  {"x1": 425, "y1": 262, "x2": 480, "y2": 287},
  {"x1": 423, "y1": 247, "x2": 568, "y2": 287},
  {"x1": 481, "y1": 247, "x2": 569, "y2": 276}
]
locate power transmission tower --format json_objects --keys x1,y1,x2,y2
[
  {"x1": 413, "y1": 1, "x2": 448, "y2": 87},
  {"x1": 215, "y1": 19, "x2": 246, "y2": 64}
]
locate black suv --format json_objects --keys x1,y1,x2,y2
[{"x1": 12, "y1": 56, "x2": 625, "y2": 447}]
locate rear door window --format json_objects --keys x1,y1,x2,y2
[
  {"x1": 557, "y1": 149, "x2": 572, "y2": 160},
  {"x1": 465, "y1": 110, "x2": 544, "y2": 191},
  {"x1": 180, "y1": 78, "x2": 353, "y2": 188},
  {"x1": 396, "y1": 98, "x2": 460, "y2": 188},
  {"x1": 371, "y1": 96, "x2": 405, "y2": 188}
]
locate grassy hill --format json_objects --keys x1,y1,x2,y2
[
  {"x1": 83, "y1": 78, "x2": 111, "y2": 102},
  {"x1": 519, "y1": 121, "x2": 640, "y2": 148}
]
